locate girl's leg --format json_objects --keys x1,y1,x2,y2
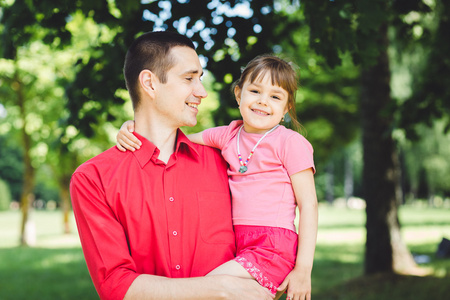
[{"x1": 206, "y1": 260, "x2": 254, "y2": 279}]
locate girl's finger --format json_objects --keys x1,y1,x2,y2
[
  {"x1": 118, "y1": 137, "x2": 137, "y2": 151},
  {"x1": 124, "y1": 133, "x2": 142, "y2": 147},
  {"x1": 116, "y1": 143, "x2": 127, "y2": 152}
]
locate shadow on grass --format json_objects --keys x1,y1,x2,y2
[
  {"x1": 0, "y1": 247, "x2": 97, "y2": 300},
  {"x1": 312, "y1": 243, "x2": 450, "y2": 300},
  {"x1": 314, "y1": 272, "x2": 450, "y2": 300}
]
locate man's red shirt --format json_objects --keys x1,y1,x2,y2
[{"x1": 70, "y1": 130, "x2": 235, "y2": 300}]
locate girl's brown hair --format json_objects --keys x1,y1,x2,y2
[{"x1": 233, "y1": 54, "x2": 302, "y2": 131}]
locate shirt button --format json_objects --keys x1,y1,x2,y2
[
  {"x1": 169, "y1": 197, "x2": 174, "y2": 202},
  {"x1": 175, "y1": 265, "x2": 181, "y2": 270},
  {"x1": 172, "y1": 231, "x2": 178, "y2": 236}
]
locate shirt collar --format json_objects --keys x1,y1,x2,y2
[
  {"x1": 175, "y1": 129, "x2": 200, "y2": 158},
  {"x1": 133, "y1": 130, "x2": 199, "y2": 168}
]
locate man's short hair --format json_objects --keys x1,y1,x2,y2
[{"x1": 124, "y1": 31, "x2": 196, "y2": 110}]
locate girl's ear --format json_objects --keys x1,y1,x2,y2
[
  {"x1": 234, "y1": 85, "x2": 242, "y2": 106},
  {"x1": 284, "y1": 104, "x2": 290, "y2": 115},
  {"x1": 139, "y1": 69, "x2": 157, "y2": 97}
]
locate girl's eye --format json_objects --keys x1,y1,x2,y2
[
  {"x1": 272, "y1": 95, "x2": 281, "y2": 100},
  {"x1": 186, "y1": 77, "x2": 193, "y2": 81},
  {"x1": 250, "y1": 90, "x2": 259, "y2": 94}
]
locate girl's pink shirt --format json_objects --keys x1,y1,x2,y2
[{"x1": 203, "y1": 120, "x2": 315, "y2": 232}]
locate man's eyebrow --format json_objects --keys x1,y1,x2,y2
[{"x1": 182, "y1": 69, "x2": 204, "y2": 76}]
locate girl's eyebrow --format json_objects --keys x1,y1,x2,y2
[{"x1": 250, "y1": 82, "x2": 286, "y2": 94}]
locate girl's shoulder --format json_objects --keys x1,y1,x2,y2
[
  {"x1": 227, "y1": 120, "x2": 244, "y2": 131},
  {"x1": 276, "y1": 126, "x2": 314, "y2": 153},
  {"x1": 277, "y1": 125, "x2": 311, "y2": 142}
]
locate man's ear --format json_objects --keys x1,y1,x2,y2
[
  {"x1": 139, "y1": 70, "x2": 157, "y2": 98},
  {"x1": 234, "y1": 86, "x2": 242, "y2": 106}
]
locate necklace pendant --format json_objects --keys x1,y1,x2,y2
[{"x1": 239, "y1": 166, "x2": 248, "y2": 173}]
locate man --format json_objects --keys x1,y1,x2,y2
[{"x1": 70, "y1": 31, "x2": 273, "y2": 300}]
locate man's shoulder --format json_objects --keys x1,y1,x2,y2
[
  {"x1": 188, "y1": 142, "x2": 228, "y2": 168},
  {"x1": 190, "y1": 142, "x2": 223, "y2": 158},
  {"x1": 74, "y1": 146, "x2": 129, "y2": 176}
]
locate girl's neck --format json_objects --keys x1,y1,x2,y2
[{"x1": 242, "y1": 122, "x2": 280, "y2": 135}]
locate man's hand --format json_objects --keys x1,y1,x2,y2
[{"x1": 216, "y1": 275, "x2": 275, "y2": 300}]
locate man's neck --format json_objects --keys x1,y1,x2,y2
[{"x1": 134, "y1": 117, "x2": 178, "y2": 164}]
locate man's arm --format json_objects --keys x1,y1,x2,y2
[
  {"x1": 124, "y1": 274, "x2": 274, "y2": 300},
  {"x1": 71, "y1": 172, "x2": 140, "y2": 299}
]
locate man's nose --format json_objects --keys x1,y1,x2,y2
[{"x1": 194, "y1": 82, "x2": 208, "y2": 99}]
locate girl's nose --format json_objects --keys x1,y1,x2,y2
[{"x1": 258, "y1": 95, "x2": 268, "y2": 105}]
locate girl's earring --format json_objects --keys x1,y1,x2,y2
[{"x1": 281, "y1": 116, "x2": 285, "y2": 122}]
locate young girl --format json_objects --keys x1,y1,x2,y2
[{"x1": 117, "y1": 54, "x2": 318, "y2": 300}]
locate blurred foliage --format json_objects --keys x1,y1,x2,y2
[
  {"x1": 397, "y1": 0, "x2": 450, "y2": 137},
  {"x1": 0, "y1": 0, "x2": 449, "y2": 204},
  {"x1": 399, "y1": 120, "x2": 450, "y2": 199}
]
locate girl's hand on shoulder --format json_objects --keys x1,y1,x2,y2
[
  {"x1": 116, "y1": 120, "x2": 141, "y2": 152},
  {"x1": 277, "y1": 267, "x2": 312, "y2": 300}
]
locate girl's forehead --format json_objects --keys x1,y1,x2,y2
[
  {"x1": 248, "y1": 72, "x2": 282, "y2": 88},
  {"x1": 248, "y1": 71, "x2": 271, "y2": 83}
]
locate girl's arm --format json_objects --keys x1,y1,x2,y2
[
  {"x1": 277, "y1": 168, "x2": 318, "y2": 300},
  {"x1": 186, "y1": 132, "x2": 206, "y2": 145},
  {"x1": 116, "y1": 120, "x2": 142, "y2": 152},
  {"x1": 116, "y1": 120, "x2": 208, "y2": 151}
]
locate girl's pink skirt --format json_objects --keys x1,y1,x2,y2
[{"x1": 233, "y1": 225, "x2": 298, "y2": 295}]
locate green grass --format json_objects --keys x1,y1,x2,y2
[
  {"x1": 0, "y1": 206, "x2": 449, "y2": 300},
  {"x1": 0, "y1": 210, "x2": 97, "y2": 300}
]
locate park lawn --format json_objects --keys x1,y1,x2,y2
[{"x1": 0, "y1": 205, "x2": 449, "y2": 300}]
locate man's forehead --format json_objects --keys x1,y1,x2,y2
[{"x1": 168, "y1": 46, "x2": 202, "y2": 73}]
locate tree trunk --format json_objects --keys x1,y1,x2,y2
[
  {"x1": 15, "y1": 67, "x2": 36, "y2": 247},
  {"x1": 59, "y1": 174, "x2": 72, "y2": 234},
  {"x1": 361, "y1": 23, "x2": 416, "y2": 274}
]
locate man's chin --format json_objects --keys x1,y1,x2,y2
[{"x1": 182, "y1": 119, "x2": 198, "y2": 128}]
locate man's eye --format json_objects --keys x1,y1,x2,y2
[{"x1": 186, "y1": 77, "x2": 193, "y2": 81}]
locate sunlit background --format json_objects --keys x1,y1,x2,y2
[{"x1": 1, "y1": 0, "x2": 449, "y2": 299}]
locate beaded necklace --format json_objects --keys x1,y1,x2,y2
[{"x1": 236, "y1": 124, "x2": 280, "y2": 173}]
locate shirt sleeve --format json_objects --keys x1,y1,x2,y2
[
  {"x1": 70, "y1": 172, "x2": 139, "y2": 300},
  {"x1": 202, "y1": 123, "x2": 234, "y2": 150},
  {"x1": 282, "y1": 133, "x2": 316, "y2": 176}
]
